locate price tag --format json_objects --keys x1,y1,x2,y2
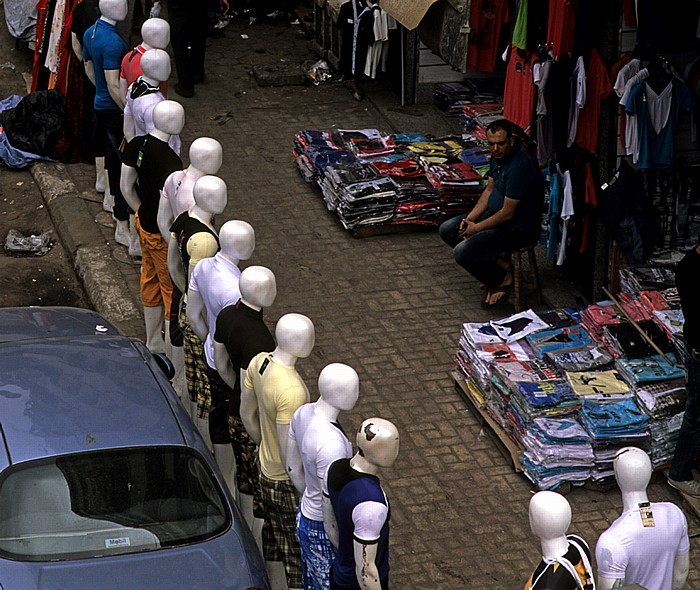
[{"x1": 639, "y1": 502, "x2": 655, "y2": 527}]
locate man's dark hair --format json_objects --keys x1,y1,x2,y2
[{"x1": 486, "y1": 119, "x2": 514, "y2": 138}]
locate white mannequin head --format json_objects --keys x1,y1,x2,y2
[
  {"x1": 355, "y1": 418, "x2": 399, "y2": 468},
  {"x1": 192, "y1": 176, "x2": 227, "y2": 216},
  {"x1": 275, "y1": 313, "x2": 315, "y2": 360},
  {"x1": 529, "y1": 491, "x2": 571, "y2": 560},
  {"x1": 318, "y1": 363, "x2": 359, "y2": 412},
  {"x1": 140, "y1": 49, "x2": 171, "y2": 84},
  {"x1": 99, "y1": 0, "x2": 127, "y2": 22},
  {"x1": 152, "y1": 100, "x2": 185, "y2": 136},
  {"x1": 141, "y1": 18, "x2": 170, "y2": 49},
  {"x1": 239, "y1": 266, "x2": 277, "y2": 309},
  {"x1": 614, "y1": 447, "x2": 651, "y2": 511},
  {"x1": 219, "y1": 220, "x2": 255, "y2": 263},
  {"x1": 189, "y1": 138, "x2": 223, "y2": 175}
]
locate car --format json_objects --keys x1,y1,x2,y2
[{"x1": 0, "y1": 306, "x2": 269, "y2": 590}]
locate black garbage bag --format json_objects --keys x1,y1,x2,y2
[{"x1": 0, "y1": 90, "x2": 66, "y2": 157}]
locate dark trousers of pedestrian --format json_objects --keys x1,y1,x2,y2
[
  {"x1": 669, "y1": 353, "x2": 700, "y2": 481},
  {"x1": 94, "y1": 108, "x2": 128, "y2": 221},
  {"x1": 167, "y1": 0, "x2": 208, "y2": 94},
  {"x1": 438, "y1": 213, "x2": 530, "y2": 290}
]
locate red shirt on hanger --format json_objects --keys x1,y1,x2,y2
[
  {"x1": 504, "y1": 45, "x2": 538, "y2": 132},
  {"x1": 466, "y1": 0, "x2": 510, "y2": 73},
  {"x1": 547, "y1": 0, "x2": 577, "y2": 60},
  {"x1": 575, "y1": 48, "x2": 613, "y2": 154}
]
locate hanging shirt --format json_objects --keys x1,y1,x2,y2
[
  {"x1": 619, "y1": 68, "x2": 650, "y2": 161},
  {"x1": 465, "y1": 0, "x2": 510, "y2": 72},
  {"x1": 504, "y1": 45, "x2": 538, "y2": 132},
  {"x1": 511, "y1": 0, "x2": 529, "y2": 50},
  {"x1": 337, "y1": 0, "x2": 374, "y2": 78},
  {"x1": 575, "y1": 49, "x2": 613, "y2": 154},
  {"x1": 567, "y1": 56, "x2": 586, "y2": 148},
  {"x1": 623, "y1": 77, "x2": 694, "y2": 169},
  {"x1": 556, "y1": 168, "x2": 574, "y2": 267},
  {"x1": 547, "y1": 0, "x2": 576, "y2": 60}
]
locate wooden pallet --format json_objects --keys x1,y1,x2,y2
[{"x1": 452, "y1": 372, "x2": 523, "y2": 472}]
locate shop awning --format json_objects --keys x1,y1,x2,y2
[{"x1": 381, "y1": 0, "x2": 440, "y2": 30}]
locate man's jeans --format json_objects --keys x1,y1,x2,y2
[
  {"x1": 439, "y1": 213, "x2": 529, "y2": 289},
  {"x1": 669, "y1": 352, "x2": 700, "y2": 481}
]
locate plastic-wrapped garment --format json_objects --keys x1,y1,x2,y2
[
  {"x1": 3, "y1": 0, "x2": 37, "y2": 41},
  {"x1": 0, "y1": 90, "x2": 66, "y2": 157}
]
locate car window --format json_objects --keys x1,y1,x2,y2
[{"x1": 0, "y1": 447, "x2": 231, "y2": 561}]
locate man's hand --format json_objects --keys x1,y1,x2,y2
[{"x1": 458, "y1": 218, "x2": 478, "y2": 239}]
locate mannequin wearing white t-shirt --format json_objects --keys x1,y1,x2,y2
[
  {"x1": 241, "y1": 313, "x2": 315, "y2": 590},
  {"x1": 596, "y1": 447, "x2": 689, "y2": 590},
  {"x1": 287, "y1": 363, "x2": 359, "y2": 590},
  {"x1": 120, "y1": 100, "x2": 184, "y2": 352},
  {"x1": 157, "y1": 137, "x2": 223, "y2": 239},
  {"x1": 187, "y1": 220, "x2": 255, "y2": 493},
  {"x1": 119, "y1": 17, "x2": 170, "y2": 102},
  {"x1": 323, "y1": 417, "x2": 399, "y2": 590},
  {"x1": 213, "y1": 265, "x2": 276, "y2": 537}
]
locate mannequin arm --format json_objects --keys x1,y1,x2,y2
[
  {"x1": 157, "y1": 191, "x2": 173, "y2": 238},
  {"x1": 285, "y1": 436, "x2": 305, "y2": 494},
  {"x1": 353, "y1": 541, "x2": 381, "y2": 590},
  {"x1": 105, "y1": 69, "x2": 125, "y2": 110},
  {"x1": 186, "y1": 289, "x2": 208, "y2": 342},
  {"x1": 322, "y1": 494, "x2": 339, "y2": 548},
  {"x1": 277, "y1": 423, "x2": 291, "y2": 472},
  {"x1": 213, "y1": 341, "x2": 237, "y2": 389},
  {"x1": 120, "y1": 77, "x2": 128, "y2": 103},
  {"x1": 70, "y1": 32, "x2": 82, "y2": 62},
  {"x1": 120, "y1": 164, "x2": 141, "y2": 212},
  {"x1": 84, "y1": 60, "x2": 96, "y2": 85},
  {"x1": 672, "y1": 552, "x2": 689, "y2": 590},
  {"x1": 123, "y1": 114, "x2": 136, "y2": 142},
  {"x1": 168, "y1": 240, "x2": 186, "y2": 293},
  {"x1": 240, "y1": 384, "x2": 261, "y2": 445}
]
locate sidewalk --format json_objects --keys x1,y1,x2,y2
[{"x1": 29, "y1": 17, "x2": 700, "y2": 589}]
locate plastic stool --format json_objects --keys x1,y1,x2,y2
[{"x1": 511, "y1": 243, "x2": 543, "y2": 312}]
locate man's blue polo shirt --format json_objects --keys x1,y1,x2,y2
[{"x1": 82, "y1": 19, "x2": 127, "y2": 111}]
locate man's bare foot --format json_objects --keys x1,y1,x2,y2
[{"x1": 487, "y1": 272, "x2": 513, "y2": 305}]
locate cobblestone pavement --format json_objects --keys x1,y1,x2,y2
[{"x1": 8, "y1": 14, "x2": 700, "y2": 588}]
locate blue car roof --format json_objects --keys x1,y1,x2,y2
[
  {"x1": 0, "y1": 334, "x2": 186, "y2": 465},
  {"x1": 0, "y1": 307, "x2": 120, "y2": 343}
]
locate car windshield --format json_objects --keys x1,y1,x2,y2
[{"x1": 0, "y1": 447, "x2": 230, "y2": 561}]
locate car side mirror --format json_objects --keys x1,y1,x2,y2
[{"x1": 153, "y1": 353, "x2": 175, "y2": 381}]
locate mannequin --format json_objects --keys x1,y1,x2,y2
[
  {"x1": 83, "y1": 0, "x2": 130, "y2": 247},
  {"x1": 526, "y1": 491, "x2": 595, "y2": 590},
  {"x1": 213, "y1": 265, "x2": 276, "y2": 536},
  {"x1": 324, "y1": 417, "x2": 399, "y2": 590},
  {"x1": 119, "y1": 17, "x2": 170, "y2": 102},
  {"x1": 168, "y1": 175, "x2": 225, "y2": 439},
  {"x1": 120, "y1": 100, "x2": 183, "y2": 353},
  {"x1": 158, "y1": 137, "x2": 223, "y2": 403},
  {"x1": 123, "y1": 49, "x2": 180, "y2": 154},
  {"x1": 596, "y1": 447, "x2": 689, "y2": 590},
  {"x1": 287, "y1": 363, "x2": 359, "y2": 590},
  {"x1": 240, "y1": 313, "x2": 316, "y2": 590},
  {"x1": 186, "y1": 220, "x2": 255, "y2": 495}
]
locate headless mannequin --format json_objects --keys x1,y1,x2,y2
[
  {"x1": 527, "y1": 491, "x2": 594, "y2": 590},
  {"x1": 213, "y1": 265, "x2": 277, "y2": 539},
  {"x1": 119, "y1": 17, "x2": 170, "y2": 102},
  {"x1": 120, "y1": 100, "x2": 184, "y2": 353},
  {"x1": 240, "y1": 313, "x2": 315, "y2": 590},
  {"x1": 159, "y1": 138, "x2": 223, "y2": 404},
  {"x1": 286, "y1": 363, "x2": 359, "y2": 590},
  {"x1": 596, "y1": 447, "x2": 689, "y2": 590},
  {"x1": 323, "y1": 417, "x2": 399, "y2": 590},
  {"x1": 187, "y1": 220, "x2": 255, "y2": 496},
  {"x1": 168, "y1": 175, "x2": 226, "y2": 435}
]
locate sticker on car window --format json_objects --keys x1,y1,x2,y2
[{"x1": 105, "y1": 537, "x2": 131, "y2": 548}]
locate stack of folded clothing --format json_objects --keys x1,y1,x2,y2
[
  {"x1": 580, "y1": 302, "x2": 624, "y2": 342},
  {"x1": 405, "y1": 138, "x2": 468, "y2": 164},
  {"x1": 337, "y1": 128, "x2": 396, "y2": 159},
  {"x1": 293, "y1": 130, "x2": 348, "y2": 183},
  {"x1": 424, "y1": 161, "x2": 484, "y2": 219},
  {"x1": 546, "y1": 344, "x2": 614, "y2": 372},
  {"x1": 615, "y1": 354, "x2": 685, "y2": 388},
  {"x1": 566, "y1": 369, "x2": 632, "y2": 402},
  {"x1": 527, "y1": 325, "x2": 593, "y2": 358},
  {"x1": 433, "y1": 82, "x2": 473, "y2": 115},
  {"x1": 619, "y1": 265, "x2": 677, "y2": 296},
  {"x1": 521, "y1": 417, "x2": 594, "y2": 490},
  {"x1": 579, "y1": 397, "x2": 650, "y2": 486},
  {"x1": 602, "y1": 319, "x2": 672, "y2": 359},
  {"x1": 460, "y1": 103, "x2": 505, "y2": 140}
]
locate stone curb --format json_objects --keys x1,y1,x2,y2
[{"x1": 31, "y1": 161, "x2": 143, "y2": 336}]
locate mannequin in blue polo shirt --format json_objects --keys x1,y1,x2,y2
[{"x1": 324, "y1": 418, "x2": 399, "y2": 590}]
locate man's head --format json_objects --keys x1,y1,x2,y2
[{"x1": 486, "y1": 119, "x2": 515, "y2": 160}]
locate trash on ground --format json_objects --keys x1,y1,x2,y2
[
  {"x1": 305, "y1": 59, "x2": 333, "y2": 85},
  {"x1": 4, "y1": 229, "x2": 53, "y2": 255}
]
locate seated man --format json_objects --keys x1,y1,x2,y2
[{"x1": 439, "y1": 119, "x2": 544, "y2": 306}]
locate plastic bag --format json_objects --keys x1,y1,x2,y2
[
  {"x1": 4, "y1": 229, "x2": 53, "y2": 255},
  {"x1": 305, "y1": 60, "x2": 333, "y2": 85}
]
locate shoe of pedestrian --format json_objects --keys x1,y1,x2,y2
[
  {"x1": 668, "y1": 477, "x2": 700, "y2": 498},
  {"x1": 173, "y1": 83, "x2": 194, "y2": 98}
]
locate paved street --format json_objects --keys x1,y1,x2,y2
[{"x1": 3, "y1": 11, "x2": 700, "y2": 588}]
